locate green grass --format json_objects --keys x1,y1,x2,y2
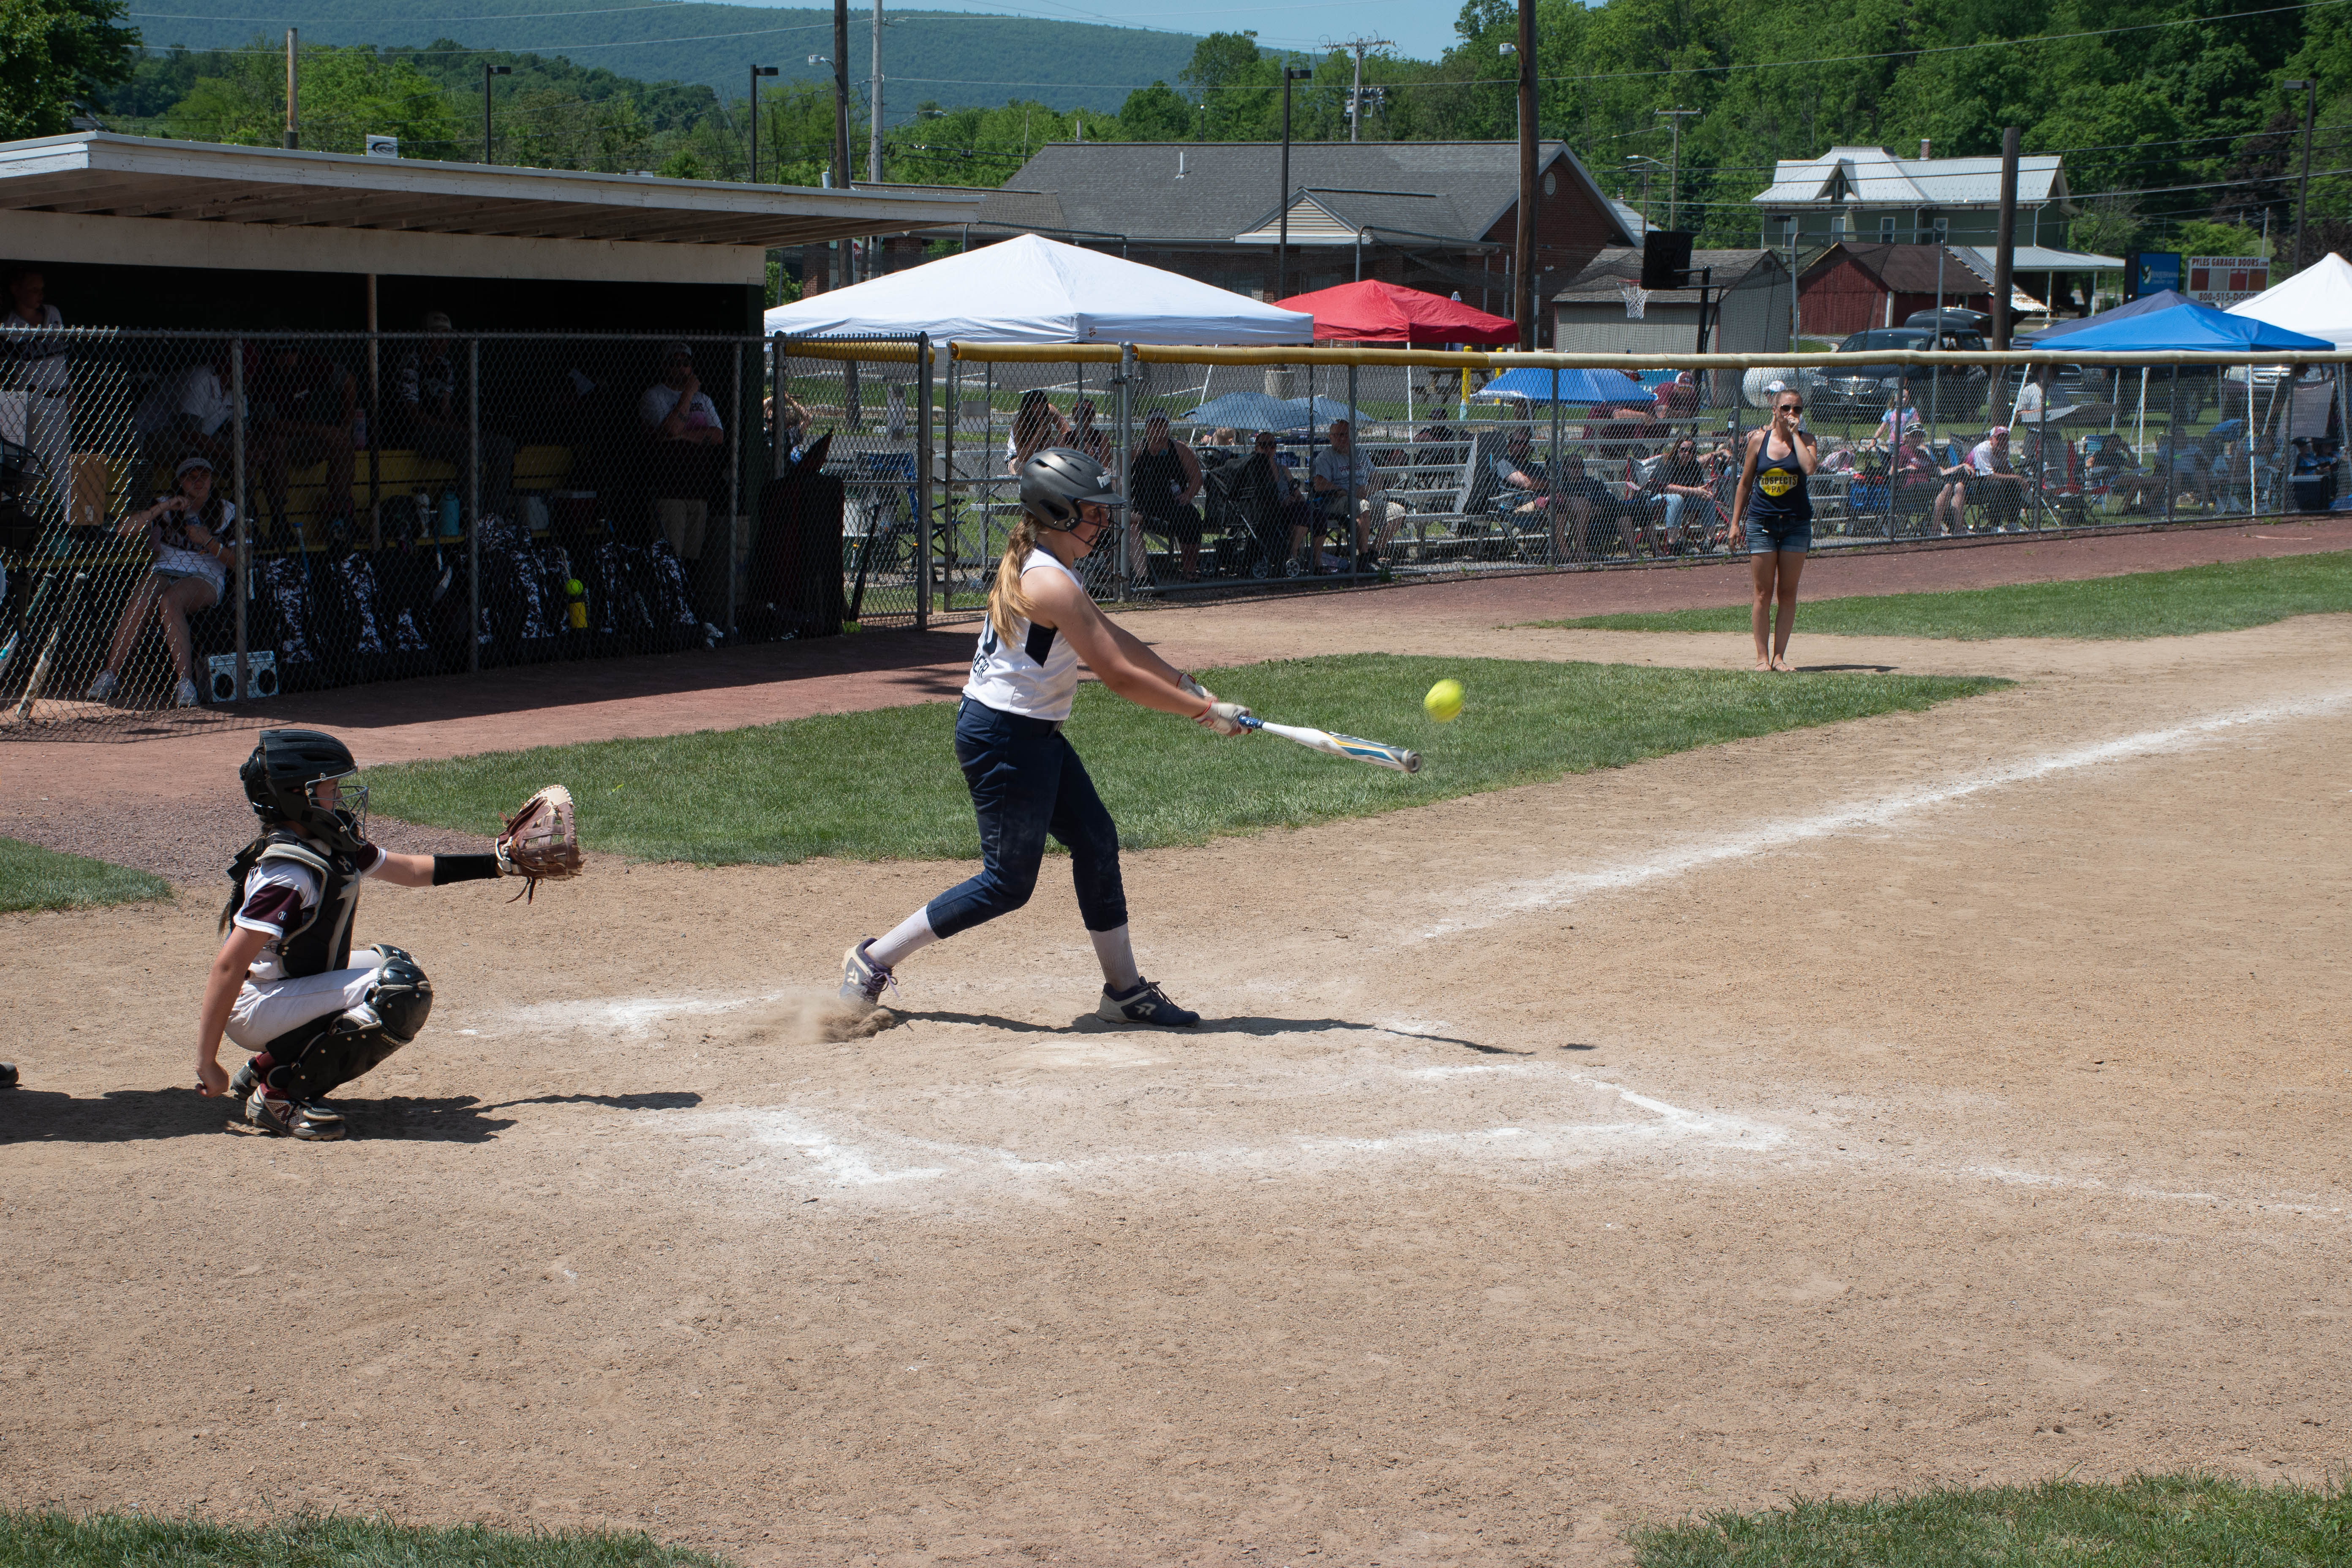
[
  {"x1": 0, "y1": 836, "x2": 172, "y2": 913},
  {"x1": 1631, "y1": 1473, "x2": 2352, "y2": 1567},
  {"x1": 365, "y1": 654, "x2": 2003, "y2": 865},
  {"x1": 1538, "y1": 551, "x2": 2352, "y2": 642},
  {"x1": 0, "y1": 1508, "x2": 727, "y2": 1565}
]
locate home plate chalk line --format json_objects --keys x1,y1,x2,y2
[
  {"x1": 1419, "y1": 686, "x2": 2352, "y2": 940},
  {"x1": 648, "y1": 1065, "x2": 1794, "y2": 1199}
]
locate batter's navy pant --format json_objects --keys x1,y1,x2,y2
[{"x1": 925, "y1": 697, "x2": 1129, "y2": 939}]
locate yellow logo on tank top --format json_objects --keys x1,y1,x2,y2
[{"x1": 1757, "y1": 469, "x2": 1797, "y2": 497}]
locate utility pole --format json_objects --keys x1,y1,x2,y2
[
  {"x1": 869, "y1": 0, "x2": 884, "y2": 185},
  {"x1": 1277, "y1": 63, "x2": 1312, "y2": 299},
  {"x1": 832, "y1": 0, "x2": 852, "y2": 285},
  {"x1": 482, "y1": 63, "x2": 510, "y2": 164},
  {"x1": 1991, "y1": 124, "x2": 2020, "y2": 352},
  {"x1": 283, "y1": 28, "x2": 297, "y2": 149},
  {"x1": 1339, "y1": 35, "x2": 1391, "y2": 142},
  {"x1": 749, "y1": 63, "x2": 778, "y2": 182},
  {"x1": 2284, "y1": 78, "x2": 2317, "y2": 274},
  {"x1": 1655, "y1": 107, "x2": 1699, "y2": 231},
  {"x1": 1516, "y1": 0, "x2": 1537, "y2": 348}
]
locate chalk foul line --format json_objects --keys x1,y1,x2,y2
[{"x1": 1418, "y1": 687, "x2": 2352, "y2": 940}]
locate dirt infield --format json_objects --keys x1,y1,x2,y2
[
  {"x1": 5, "y1": 516, "x2": 2349, "y2": 886},
  {"x1": 5, "y1": 582, "x2": 2350, "y2": 1563}
]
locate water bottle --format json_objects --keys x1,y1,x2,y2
[
  {"x1": 437, "y1": 490, "x2": 462, "y2": 539},
  {"x1": 566, "y1": 577, "x2": 587, "y2": 630}
]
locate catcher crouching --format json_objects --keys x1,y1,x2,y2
[{"x1": 195, "y1": 728, "x2": 580, "y2": 1141}]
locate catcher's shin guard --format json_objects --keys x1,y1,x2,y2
[{"x1": 262, "y1": 953, "x2": 433, "y2": 1099}]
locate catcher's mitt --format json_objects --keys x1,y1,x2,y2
[{"x1": 495, "y1": 784, "x2": 582, "y2": 902}]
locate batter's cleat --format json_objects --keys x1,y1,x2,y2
[
  {"x1": 245, "y1": 1089, "x2": 346, "y2": 1142},
  {"x1": 1097, "y1": 977, "x2": 1199, "y2": 1029},
  {"x1": 228, "y1": 1057, "x2": 260, "y2": 1100},
  {"x1": 838, "y1": 939, "x2": 897, "y2": 1010}
]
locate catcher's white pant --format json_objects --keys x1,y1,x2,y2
[{"x1": 227, "y1": 950, "x2": 392, "y2": 1051}]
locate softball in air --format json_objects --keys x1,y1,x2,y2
[{"x1": 1423, "y1": 678, "x2": 1465, "y2": 723}]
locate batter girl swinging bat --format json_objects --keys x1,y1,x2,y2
[{"x1": 839, "y1": 448, "x2": 1251, "y2": 1028}]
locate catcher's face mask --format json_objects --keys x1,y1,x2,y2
[{"x1": 308, "y1": 772, "x2": 369, "y2": 843}]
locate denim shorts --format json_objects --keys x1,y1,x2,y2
[{"x1": 1745, "y1": 519, "x2": 1811, "y2": 554}]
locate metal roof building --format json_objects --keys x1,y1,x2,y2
[
  {"x1": 0, "y1": 132, "x2": 980, "y2": 329},
  {"x1": 1753, "y1": 144, "x2": 2074, "y2": 252}
]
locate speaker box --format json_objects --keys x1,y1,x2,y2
[
  {"x1": 1641, "y1": 231, "x2": 1696, "y2": 291},
  {"x1": 207, "y1": 649, "x2": 278, "y2": 703}
]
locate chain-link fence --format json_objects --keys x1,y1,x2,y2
[
  {"x1": 8, "y1": 327, "x2": 2341, "y2": 732},
  {"x1": 0, "y1": 327, "x2": 787, "y2": 735}
]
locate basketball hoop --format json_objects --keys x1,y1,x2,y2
[{"x1": 1620, "y1": 282, "x2": 1650, "y2": 320}]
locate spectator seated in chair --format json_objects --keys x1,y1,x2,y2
[
  {"x1": 1540, "y1": 449, "x2": 1634, "y2": 562},
  {"x1": 84, "y1": 454, "x2": 237, "y2": 710},
  {"x1": 251, "y1": 341, "x2": 359, "y2": 542},
  {"x1": 1222, "y1": 430, "x2": 1315, "y2": 575},
  {"x1": 1643, "y1": 434, "x2": 1713, "y2": 553},
  {"x1": 1127, "y1": 411, "x2": 1206, "y2": 582},
  {"x1": 1967, "y1": 426, "x2": 2026, "y2": 528},
  {"x1": 2088, "y1": 433, "x2": 2154, "y2": 512},
  {"x1": 1309, "y1": 419, "x2": 1404, "y2": 572},
  {"x1": 639, "y1": 340, "x2": 726, "y2": 561}
]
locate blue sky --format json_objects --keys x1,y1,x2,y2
[{"x1": 819, "y1": 0, "x2": 1467, "y2": 64}]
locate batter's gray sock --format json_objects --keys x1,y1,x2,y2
[
  {"x1": 868, "y1": 907, "x2": 940, "y2": 971},
  {"x1": 1089, "y1": 924, "x2": 1141, "y2": 992}
]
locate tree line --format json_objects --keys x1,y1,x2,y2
[{"x1": 4, "y1": 0, "x2": 2342, "y2": 261}]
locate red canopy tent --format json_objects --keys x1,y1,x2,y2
[{"x1": 1271, "y1": 280, "x2": 1520, "y2": 345}]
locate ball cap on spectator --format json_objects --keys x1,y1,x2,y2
[
  {"x1": 660, "y1": 340, "x2": 693, "y2": 364},
  {"x1": 1989, "y1": 425, "x2": 2010, "y2": 437},
  {"x1": 176, "y1": 454, "x2": 215, "y2": 477},
  {"x1": 422, "y1": 310, "x2": 453, "y2": 332}
]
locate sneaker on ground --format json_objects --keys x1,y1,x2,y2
[
  {"x1": 85, "y1": 670, "x2": 117, "y2": 702},
  {"x1": 0, "y1": 1062, "x2": 17, "y2": 1089},
  {"x1": 839, "y1": 938, "x2": 896, "y2": 1009},
  {"x1": 1097, "y1": 977, "x2": 1199, "y2": 1029},
  {"x1": 176, "y1": 677, "x2": 200, "y2": 707},
  {"x1": 245, "y1": 1089, "x2": 346, "y2": 1141}
]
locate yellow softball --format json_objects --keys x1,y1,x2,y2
[{"x1": 1423, "y1": 678, "x2": 1465, "y2": 723}]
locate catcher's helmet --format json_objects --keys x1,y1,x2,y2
[
  {"x1": 1018, "y1": 447, "x2": 1125, "y2": 531},
  {"x1": 241, "y1": 727, "x2": 370, "y2": 854}
]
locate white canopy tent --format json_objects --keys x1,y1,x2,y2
[
  {"x1": 762, "y1": 232, "x2": 1313, "y2": 345},
  {"x1": 2229, "y1": 252, "x2": 2352, "y2": 348}
]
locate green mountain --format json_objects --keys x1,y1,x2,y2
[{"x1": 122, "y1": 0, "x2": 1197, "y2": 115}]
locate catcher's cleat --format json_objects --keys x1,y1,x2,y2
[
  {"x1": 1097, "y1": 978, "x2": 1199, "y2": 1029},
  {"x1": 839, "y1": 939, "x2": 898, "y2": 1010},
  {"x1": 0, "y1": 1062, "x2": 17, "y2": 1089},
  {"x1": 245, "y1": 1089, "x2": 346, "y2": 1142},
  {"x1": 228, "y1": 1057, "x2": 260, "y2": 1100}
]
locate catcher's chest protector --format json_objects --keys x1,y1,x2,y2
[{"x1": 226, "y1": 831, "x2": 365, "y2": 979}]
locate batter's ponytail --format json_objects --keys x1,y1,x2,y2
[{"x1": 988, "y1": 516, "x2": 1041, "y2": 647}]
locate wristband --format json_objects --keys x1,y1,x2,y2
[{"x1": 430, "y1": 853, "x2": 501, "y2": 885}]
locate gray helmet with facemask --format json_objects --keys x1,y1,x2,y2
[{"x1": 1018, "y1": 447, "x2": 1126, "y2": 531}]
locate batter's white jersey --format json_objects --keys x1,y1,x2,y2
[{"x1": 963, "y1": 548, "x2": 1084, "y2": 720}]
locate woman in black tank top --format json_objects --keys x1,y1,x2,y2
[{"x1": 1732, "y1": 387, "x2": 1821, "y2": 672}]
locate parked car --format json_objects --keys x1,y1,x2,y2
[
  {"x1": 1803, "y1": 327, "x2": 1990, "y2": 420},
  {"x1": 1904, "y1": 307, "x2": 1991, "y2": 334}
]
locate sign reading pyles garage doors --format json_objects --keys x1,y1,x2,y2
[{"x1": 2185, "y1": 256, "x2": 2270, "y2": 308}]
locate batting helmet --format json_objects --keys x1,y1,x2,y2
[{"x1": 1018, "y1": 447, "x2": 1125, "y2": 531}]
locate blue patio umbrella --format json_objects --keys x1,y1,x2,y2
[
  {"x1": 1473, "y1": 366, "x2": 1654, "y2": 405},
  {"x1": 1177, "y1": 391, "x2": 1299, "y2": 429}
]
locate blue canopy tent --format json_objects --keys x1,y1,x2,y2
[
  {"x1": 1281, "y1": 394, "x2": 1372, "y2": 427},
  {"x1": 2023, "y1": 289, "x2": 2195, "y2": 344},
  {"x1": 1473, "y1": 367, "x2": 1654, "y2": 405},
  {"x1": 2032, "y1": 302, "x2": 2330, "y2": 520},
  {"x1": 2042, "y1": 299, "x2": 2329, "y2": 353}
]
